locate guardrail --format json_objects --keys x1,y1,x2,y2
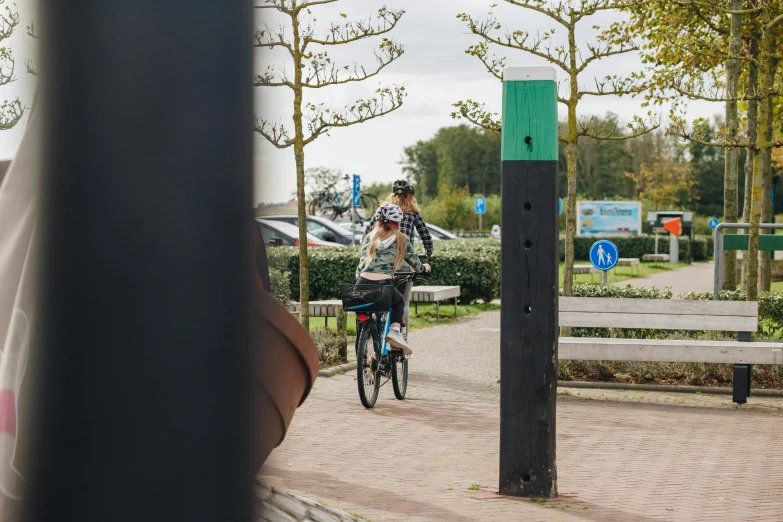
[{"x1": 712, "y1": 223, "x2": 783, "y2": 299}]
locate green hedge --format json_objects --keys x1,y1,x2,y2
[
  {"x1": 266, "y1": 238, "x2": 501, "y2": 304},
  {"x1": 559, "y1": 235, "x2": 713, "y2": 262}
]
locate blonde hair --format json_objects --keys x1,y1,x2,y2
[
  {"x1": 383, "y1": 193, "x2": 419, "y2": 214},
  {"x1": 363, "y1": 222, "x2": 407, "y2": 271}
]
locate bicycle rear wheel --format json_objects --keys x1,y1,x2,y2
[
  {"x1": 391, "y1": 351, "x2": 408, "y2": 400},
  {"x1": 356, "y1": 321, "x2": 380, "y2": 408},
  {"x1": 353, "y1": 194, "x2": 378, "y2": 221}
]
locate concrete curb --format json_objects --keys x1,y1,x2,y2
[
  {"x1": 318, "y1": 362, "x2": 357, "y2": 378},
  {"x1": 558, "y1": 380, "x2": 783, "y2": 397}
]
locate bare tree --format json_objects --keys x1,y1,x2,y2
[
  {"x1": 255, "y1": 0, "x2": 406, "y2": 327},
  {"x1": 453, "y1": 0, "x2": 657, "y2": 297},
  {"x1": 0, "y1": 0, "x2": 22, "y2": 130}
]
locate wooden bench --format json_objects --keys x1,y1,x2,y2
[
  {"x1": 643, "y1": 254, "x2": 670, "y2": 262},
  {"x1": 292, "y1": 300, "x2": 348, "y2": 357},
  {"x1": 574, "y1": 264, "x2": 599, "y2": 283},
  {"x1": 559, "y1": 297, "x2": 783, "y2": 405},
  {"x1": 616, "y1": 257, "x2": 640, "y2": 276},
  {"x1": 411, "y1": 285, "x2": 461, "y2": 320}
]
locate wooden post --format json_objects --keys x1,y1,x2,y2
[{"x1": 499, "y1": 66, "x2": 559, "y2": 498}]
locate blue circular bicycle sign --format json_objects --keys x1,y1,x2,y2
[{"x1": 589, "y1": 240, "x2": 619, "y2": 271}]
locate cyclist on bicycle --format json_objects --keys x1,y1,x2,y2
[
  {"x1": 356, "y1": 204, "x2": 430, "y2": 355},
  {"x1": 363, "y1": 180, "x2": 433, "y2": 329}
]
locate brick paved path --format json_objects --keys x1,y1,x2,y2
[{"x1": 260, "y1": 311, "x2": 783, "y2": 521}]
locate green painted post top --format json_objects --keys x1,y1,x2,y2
[{"x1": 502, "y1": 66, "x2": 558, "y2": 162}]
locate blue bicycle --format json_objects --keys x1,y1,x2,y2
[{"x1": 341, "y1": 267, "x2": 429, "y2": 408}]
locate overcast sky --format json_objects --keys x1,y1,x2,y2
[{"x1": 0, "y1": 0, "x2": 718, "y2": 204}]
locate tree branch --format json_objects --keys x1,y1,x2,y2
[
  {"x1": 305, "y1": 7, "x2": 403, "y2": 47},
  {"x1": 451, "y1": 99, "x2": 501, "y2": 133},
  {"x1": 0, "y1": 98, "x2": 23, "y2": 131},
  {"x1": 303, "y1": 84, "x2": 406, "y2": 145},
  {"x1": 299, "y1": 38, "x2": 404, "y2": 88},
  {"x1": 254, "y1": 118, "x2": 294, "y2": 149},
  {"x1": 502, "y1": 0, "x2": 570, "y2": 28}
]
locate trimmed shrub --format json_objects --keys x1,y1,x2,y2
[{"x1": 265, "y1": 238, "x2": 502, "y2": 304}]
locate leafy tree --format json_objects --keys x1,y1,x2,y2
[
  {"x1": 401, "y1": 125, "x2": 501, "y2": 200},
  {"x1": 453, "y1": 0, "x2": 657, "y2": 298},
  {"x1": 628, "y1": 0, "x2": 783, "y2": 298},
  {"x1": 254, "y1": 0, "x2": 406, "y2": 326},
  {"x1": 626, "y1": 155, "x2": 697, "y2": 210},
  {"x1": 0, "y1": 0, "x2": 23, "y2": 130}
]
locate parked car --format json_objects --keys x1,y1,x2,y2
[
  {"x1": 255, "y1": 218, "x2": 340, "y2": 247},
  {"x1": 264, "y1": 214, "x2": 355, "y2": 245},
  {"x1": 422, "y1": 224, "x2": 457, "y2": 240}
]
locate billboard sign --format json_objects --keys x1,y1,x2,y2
[{"x1": 577, "y1": 201, "x2": 642, "y2": 237}]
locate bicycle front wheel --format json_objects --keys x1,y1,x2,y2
[
  {"x1": 356, "y1": 321, "x2": 381, "y2": 408},
  {"x1": 391, "y1": 352, "x2": 408, "y2": 400}
]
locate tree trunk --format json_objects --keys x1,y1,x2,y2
[
  {"x1": 292, "y1": 10, "x2": 310, "y2": 327},
  {"x1": 741, "y1": 29, "x2": 759, "y2": 291},
  {"x1": 760, "y1": 66, "x2": 775, "y2": 293},
  {"x1": 747, "y1": 18, "x2": 774, "y2": 301},
  {"x1": 723, "y1": 1, "x2": 742, "y2": 291},
  {"x1": 562, "y1": 18, "x2": 578, "y2": 298}
]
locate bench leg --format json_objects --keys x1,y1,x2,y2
[
  {"x1": 455, "y1": 297, "x2": 458, "y2": 318},
  {"x1": 733, "y1": 331, "x2": 752, "y2": 406},
  {"x1": 415, "y1": 301, "x2": 418, "y2": 316},
  {"x1": 337, "y1": 309, "x2": 347, "y2": 360},
  {"x1": 436, "y1": 301, "x2": 440, "y2": 321},
  {"x1": 325, "y1": 316, "x2": 328, "y2": 329},
  {"x1": 733, "y1": 364, "x2": 751, "y2": 406}
]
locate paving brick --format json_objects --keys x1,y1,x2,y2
[{"x1": 260, "y1": 311, "x2": 783, "y2": 521}]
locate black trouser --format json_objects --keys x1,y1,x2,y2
[{"x1": 357, "y1": 276, "x2": 405, "y2": 325}]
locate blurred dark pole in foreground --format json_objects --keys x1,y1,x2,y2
[{"x1": 25, "y1": 0, "x2": 255, "y2": 520}]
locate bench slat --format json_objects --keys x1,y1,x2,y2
[
  {"x1": 560, "y1": 311, "x2": 757, "y2": 332},
  {"x1": 560, "y1": 297, "x2": 758, "y2": 317},
  {"x1": 411, "y1": 285, "x2": 460, "y2": 301},
  {"x1": 560, "y1": 337, "x2": 783, "y2": 365}
]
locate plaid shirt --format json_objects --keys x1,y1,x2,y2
[{"x1": 364, "y1": 210, "x2": 433, "y2": 258}]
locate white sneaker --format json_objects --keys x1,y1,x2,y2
[{"x1": 385, "y1": 330, "x2": 412, "y2": 356}]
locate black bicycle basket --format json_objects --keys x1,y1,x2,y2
[{"x1": 340, "y1": 284, "x2": 394, "y2": 313}]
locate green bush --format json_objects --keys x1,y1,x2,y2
[
  {"x1": 265, "y1": 238, "x2": 502, "y2": 304},
  {"x1": 559, "y1": 235, "x2": 713, "y2": 262},
  {"x1": 269, "y1": 268, "x2": 292, "y2": 307}
]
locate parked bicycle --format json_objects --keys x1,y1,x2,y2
[
  {"x1": 308, "y1": 174, "x2": 379, "y2": 222},
  {"x1": 340, "y1": 263, "x2": 430, "y2": 408}
]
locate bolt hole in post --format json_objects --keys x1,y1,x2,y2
[
  {"x1": 523, "y1": 202, "x2": 532, "y2": 210},
  {"x1": 524, "y1": 305, "x2": 532, "y2": 315},
  {"x1": 524, "y1": 136, "x2": 533, "y2": 145},
  {"x1": 522, "y1": 474, "x2": 532, "y2": 482},
  {"x1": 524, "y1": 240, "x2": 532, "y2": 249}
]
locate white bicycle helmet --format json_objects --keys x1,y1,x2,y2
[{"x1": 379, "y1": 204, "x2": 404, "y2": 225}]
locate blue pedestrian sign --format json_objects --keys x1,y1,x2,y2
[
  {"x1": 709, "y1": 218, "x2": 719, "y2": 230},
  {"x1": 475, "y1": 197, "x2": 486, "y2": 215},
  {"x1": 589, "y1": 240, "x2": 619, "y2": 271},
  {"x1": 352, "y1": 174, "x2": 361, "y2": 207}
]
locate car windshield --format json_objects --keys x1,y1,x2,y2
[{"x1": 259, "y1": 220, "x2": 321, "y2": 242}]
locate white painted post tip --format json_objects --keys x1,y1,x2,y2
[{"x1": 503, "y1": 66, "x2": 557, "y2": 82}]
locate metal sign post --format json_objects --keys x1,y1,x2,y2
[
  {"x1": 475, "y1": 197, "x2": 486, "y2": 231},
  {"x1": 352, "y1": 174, "x2": 361, "y2": 245}
]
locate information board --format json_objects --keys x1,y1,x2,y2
[{"x1": 576, "y1": 201, "x2": 642, "y2": 237}]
